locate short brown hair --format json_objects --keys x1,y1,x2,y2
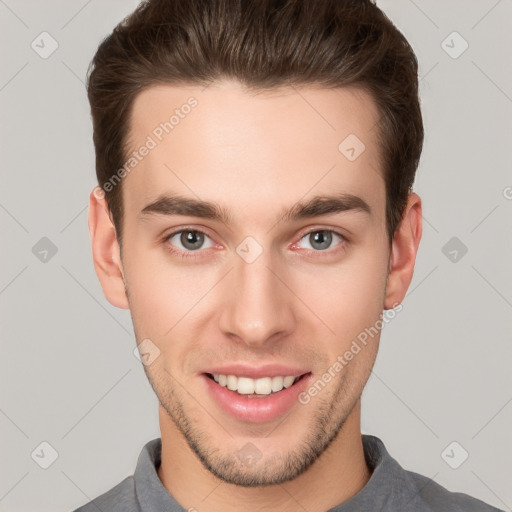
[{"x1": 87, "y1": 0, "x2": 423, "y2": 248}]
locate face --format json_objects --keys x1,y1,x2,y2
[{"x1": 94, "y1": 81, "x2": 403, "y2": 486}]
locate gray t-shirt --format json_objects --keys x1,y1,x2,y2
[{"x1": 72, "y1": 434, "x2": 504, "y2": 511}]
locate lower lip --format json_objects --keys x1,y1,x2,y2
[{"x1": 201, "y1": 373, "x2": 312, "y2": 423}]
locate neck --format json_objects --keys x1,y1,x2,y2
[{"x1": 157, "y1": 400, "x2": 370, "y2": 512}]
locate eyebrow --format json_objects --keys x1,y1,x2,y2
[{"x1": 139, "y1": 193, "x2": 371, "y2": 224}]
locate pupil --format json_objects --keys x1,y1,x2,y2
[
  {"x1": 311, "y1": 231, "x2": 332, "y2": 250},
  {"x1": 182, "y1": 231, "x2": 204, "y2": 250}
]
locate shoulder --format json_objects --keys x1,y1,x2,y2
[
  {"x1": 404, "y1": 468, "x2": 505, "y2": 512},
  {"x1": 360, "y1": 435, "x2": 504, "y2": 512},
  {"x1": 71, "y1": 475, "x2": 138, "y2": 512}
]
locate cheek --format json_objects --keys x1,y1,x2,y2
[
  {"x1": 121, "y1": 244, "x2": 195, "y2": 334},
  {"x1": 122, "y1": 243, "x2": 229, "y2": 361},
  {"x1": 295, "y1": 248, "x2": 388, "y2": 341}
]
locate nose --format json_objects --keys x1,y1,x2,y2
[{"x1": 218, "y1": 247, "x2": 297, "y2": 349}]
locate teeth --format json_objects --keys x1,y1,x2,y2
[
  {"x1": 237, "y1": 377, "x2": 255, "y2": 394},
  {"x1": 255, "y1": 377, "x2": 272, "y2": 394},
  {"x1": 210, "y1": 374, "x2": 301, "y2": 394},
  {"x1": 283, "y1": 376, "x2": 295, "y2": 388},
  {"x1": 226, "y1": 375, "x2": 238, "y2": 391},
  {"x1": 271, "y1": 376, "x2": 284, "y2": 392}
]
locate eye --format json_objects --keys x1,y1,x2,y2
[
  {"x1": 296, "y1": 229, "x2": 345, "y2": 252},
  {"x1": 164, "y1": 229, "x2": 214, "y2": 255},
  {"x1": 162, "y1": 227, "x2": 346, "y2": 260}
]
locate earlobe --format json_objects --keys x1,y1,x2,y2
[
  {"x1": 384, "y1": 192, "x2": 423, "y2": 309},
  {"x1": 88, "y1": 187, "x2": 130, "y2": 309}
]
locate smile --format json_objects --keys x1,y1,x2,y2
[
  {"x1": 202, "y1": 371, "x2": 312, "y2": 423},
  {"x1": 206, "y1": 373, "x2": 306, "y2": 396}
]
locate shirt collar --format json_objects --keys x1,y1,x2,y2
[
  {"x1": 134, "y1": 437, "x2": 184, "y2": 511},
  {"x1": 133, "y1": 434, "x2": 427, "y2": 512},
  {"x1": 327, "y1": 434, "x2": 428, "y2": 511}
]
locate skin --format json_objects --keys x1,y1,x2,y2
[{"x1": 88, "y1": 80, "x2": 422, "y2": 512}]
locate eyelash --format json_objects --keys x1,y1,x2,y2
[{"x1": 161, "y1": 227, "x2": 347, "y2": 260}]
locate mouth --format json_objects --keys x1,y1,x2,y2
[
  {"x1": 201, "y1": 370, "x2": 313, "y2": 423},
  {"x1": 204, "y1": 372, "x2": 309, "y2": 397}
]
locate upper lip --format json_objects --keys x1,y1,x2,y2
[{"x1": 202, "y1": 364, "x2": 311, "y2": 379}]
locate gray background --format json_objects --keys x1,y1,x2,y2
[{"x1": 0, "y1": 1, "x2": 511, "y2": 511}]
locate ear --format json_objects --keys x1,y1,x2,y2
[
  {"x1": 384, "y1": 192, "x2": 423, "y2": 309},
  {"x1": 88, "y1": 187, "x2": 129, "y2": 309}
]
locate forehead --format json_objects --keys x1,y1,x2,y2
[{"x1": 123, "y1": 80, "x2": 385, "y2": 225}]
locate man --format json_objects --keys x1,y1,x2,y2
[{"x1": 74, "y1": 0, "x2": 503, "y2": 510}]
